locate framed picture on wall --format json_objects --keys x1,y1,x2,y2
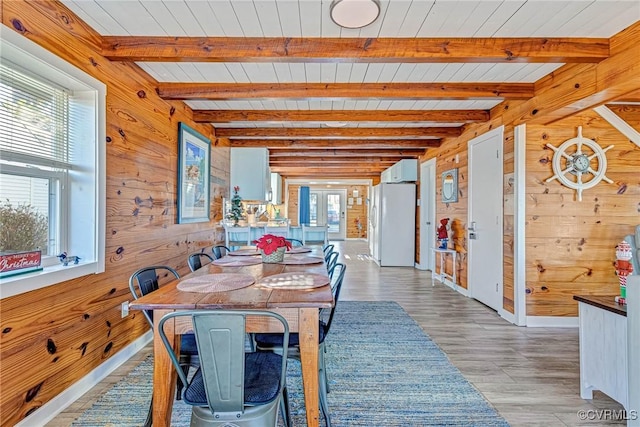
[
  {"x1": 177, "y1": 122, "x2": 211, "y2": 223},
  {"x1": 441, "y1": 168, "x2": 458, "y2": 203}
]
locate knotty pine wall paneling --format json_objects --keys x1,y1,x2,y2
[
  {"x1": 419, "y1": 121, "x2": 515, "y2": 306},
  {"x1": 525, "y1": 108, "x2": 640, "y2": 317},
  {"x1": 0, "y1": 2, "x2": 228, "y2": 424}
]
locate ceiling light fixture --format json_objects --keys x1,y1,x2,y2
[
  {"x1": 330, "y1": 0, "x2": 380, "y2": 29},
  {"x1": 324, "y1": 121, "x2": 348, "y2": 127}
]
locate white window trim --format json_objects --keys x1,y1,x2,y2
[{"x1": 0, "y1": 25, "x2": 106, "y2": 299}]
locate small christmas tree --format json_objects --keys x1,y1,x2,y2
[{"x1": 227, "y1": 186, "x2": 243, "y2": 226}]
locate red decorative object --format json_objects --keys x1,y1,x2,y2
[
  {"x1": 254, "y1": 234, "x2": 292, "y2": 255},
  {"x1": 0, "y1": 250, "x2": 42, "y2": 278},
  {"x1": 437, "y1": 218, "x2": 450, "y2": 249}
]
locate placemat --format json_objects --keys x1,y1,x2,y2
[
  {"x1": 177, "y1": 273, "x2": 255, "y2": 293},
  {"x1": 228, "y1": 248, "x2": 260, "y2": 256},
  {"x1": 211, "y1": 257, "x2": 262, "y2": 267},
  {"x1": 288, "y1": 246, "x2": 312, "y2": 254},
  {"x1": 280, "y1": 255, "x2": 324, "y2": 265},
  {"x1": 257, "y1": 272, "x2": 329, "y2": 290}
]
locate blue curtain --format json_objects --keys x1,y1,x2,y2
[{"x1": 299, "y1": 186, "x2": 310, "y2": 225}]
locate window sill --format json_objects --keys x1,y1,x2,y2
[{"x1": 0, "y1": 261, "x2": 100, "y2": 299}]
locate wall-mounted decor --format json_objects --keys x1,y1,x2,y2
[
  {"x1": 177, "y1": 123, "x2": 211, "y2": 223},
  {"x1": 441, "y1": 168, "x2": 458, "y2": 203},
  {"x1": 545, "y1": 126, "x2": 614, "y2": 202}
]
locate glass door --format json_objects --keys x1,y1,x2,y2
[{"x1": 309, "y1": 189, "x2": 346, "y2": 240}]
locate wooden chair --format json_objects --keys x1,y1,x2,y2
[
  {"x1": 224, "y1": 226, "x2": 252, "y2": 249},
  {"x1": 302, "y1": 223, "x2": 329, "y2": 245}
]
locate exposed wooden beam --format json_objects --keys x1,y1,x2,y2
[
  {"x1": 270, "y1": 157, "x2": 400, "y2": 164},
  {"x1": 229, "y1": 139, "x2": 439, "y2": 149},
  {"x1": 271, "y1": 161, "x2": 397, "y2": 169},
  {"x1": 158, "y1": 82, "x2": 534, "y2": 100},
  {"x1": 279, "y1": 171, "x2": 382, "y2": 178},
  {"x1": 216, "y1": 127, "x2": 461, "y2": 138},
  {"x1": 102, "y1": 36, "x2": 609, "y2": 63},
  {"x1": 496, "y1": 21, "x2": 640, "y2": 125},
  {"x1": 194, "y1": 109, "x2": 489, "y2": 123},
  {"x1": 269, "y1": 149, "x2": 424, "y2": 157},
  {"x1": 271, "y1": 166, "x2": 384, "y2": 174}
]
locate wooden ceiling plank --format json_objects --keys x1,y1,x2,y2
[
  {"x1": 158, "y1": 82, "x2": 534, "y2": 100},
  {"x1": 102, "y1": 36, "x2": 609, "y2": 63},
  {"x1": 229, "y1": 139, "x2": 440, "y2": 148},
  {"x1": 195, "y1": 109, "x2": 489, "y2": 123},
  {"x1": 216, "y1": 127, "x2": 462, "y2": 138}
]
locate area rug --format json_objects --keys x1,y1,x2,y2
[{"x1": 73, "y1": 301, "x2": 509, "y2": 426}]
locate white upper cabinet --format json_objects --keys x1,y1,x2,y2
[
  {"x1": 381, "y1": 159, "x2": 418, "y2": 183},
  {"x1": 230, "y1": 148, "x2": 271, "y2": 201}
]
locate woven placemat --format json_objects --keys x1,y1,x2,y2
[
  {"x1": 280, "y1": 255, "x2": 324, "y2": 265},
  {"x1": 228, "y1": 248, "x2": 260, "y2": 256},
  {"x1": 288, "y1": 246, "x2": 312, "y2": 254},
  {"x1": 257, "y1": 272, "x2": 329, "y2": 290},
  {"x1": 211, "y1": 257, "x2": 262, "y2": 267},
  {"x1": 177, "y1": 273, "x2": 255, "y2": 293}
]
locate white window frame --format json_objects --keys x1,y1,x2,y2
[{"x1": 0, "y1": 26, "x2": 106, "y2": 298}]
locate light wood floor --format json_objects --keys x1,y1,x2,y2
[{"x1": 47, "y1": 240, "x2": 624, "y2": 427}]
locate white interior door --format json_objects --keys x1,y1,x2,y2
[
  {"x1": 310, "y1": 189, "x2": 346, "y2": 240},
  {"x1": 468, "y1": 127, "x2": 504, "y2": 312},
  {"x1": 419, "y1": 159, "x2": 436, "y2": 271}
]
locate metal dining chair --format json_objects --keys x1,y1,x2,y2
[
  {"x1": 128, "y1": 266, "x2": 199, "y2": 426},
  {"x1": 211, "y1": 245, "x2": 230, "y2": 260},
  {"x1": 159, "y1": 310, "x2": 291, "y2": 427},
  {"x1": 188, "y1": 252, "x2": 214, "y2": 272},
  {"x1": 254, "y1": 264, "x2": 347, "y2": 427},
  {"x1": 286, "y1": 238, "x2": 304, "y2": 247}
]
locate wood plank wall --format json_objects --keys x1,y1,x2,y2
[
  {"x1": 0, "y1": 3, "x2": 228, "y2": 424},
  {"x1": 286, "y1": 183, "x2": 369, "y2": 239},
  {"x1": 421, "y1": 122, "x2": 516, "y2": 295},
  {"x1": 525, "y1": 106, "x2": 640, "y2": 316}
]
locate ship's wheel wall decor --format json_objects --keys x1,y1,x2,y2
[{"x1": 545, "y1": 126, "x2": 614, "y2": 202}]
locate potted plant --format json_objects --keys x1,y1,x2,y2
[{"x1": 254, "y1": 234, "x2": 292, "y2": 263}]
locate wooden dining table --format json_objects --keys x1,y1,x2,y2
[{"x1": 129, "y1": 247, "x2": 333, "y2": 427}]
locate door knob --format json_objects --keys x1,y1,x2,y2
[{"x1": 468, "y1": 221, "x2": 476, "y2": 231}]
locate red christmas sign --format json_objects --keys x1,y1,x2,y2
[{"x1": 0, "y1": 251, "x2": 42, "y2": 278}]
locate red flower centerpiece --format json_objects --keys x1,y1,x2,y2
[{"x1": 254, "y1": 234, "x2": 292, "y2": 263}]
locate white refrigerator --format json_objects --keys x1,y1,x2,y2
[{"x1": 369, "y1": 183, "x2": 416, "y2": 266}]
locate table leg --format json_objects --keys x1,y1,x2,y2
[
  {"x1": 298, "y1": 307, "x2": 320, "y2": 427},
  {"x1": 153, "y1": 309, "x2": 178, "y2": 427}
]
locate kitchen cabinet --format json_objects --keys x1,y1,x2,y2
[
  {"x1": 270, "y1": 172, "x2": 283, "y2": 204},
  {"x1": 230, "y1": 148, "x2": 270, "y2": 201},
  {"x1": 381, "y1": 159, "x2": 418, "y2": 183}
]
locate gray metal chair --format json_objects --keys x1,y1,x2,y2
[
  {"x1": 159, "y1": 310, "x2": 291, "y2": 427},
  {"x1": 285, "y1": 238, "x2": 304, "y2": 247},
  {"x1": 128, "y1": 266, "x2": 199, "y2": 426},
  {"x1": 211, "y1": 245, "x2": 230, "y2": 260},
  {"x1": 188, "y1": 252, "x2": 214, "y2": 272},
  {"x1": 254, "y1": 264, "x2": 347, "y2": 427}
]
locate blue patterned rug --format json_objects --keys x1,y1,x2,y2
[{"x1": 73, "y1": 301, "x2": 509, "y2": 426}]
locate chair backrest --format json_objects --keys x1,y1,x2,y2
[
  {"x1": 264, "y1": 225, "x2": 289, "y2": 238},
  {"x1": 225, "y1": 226, "x2": 252, "y2": 247},
  {"x1": 322, "y1": 244, "x2": 335, "y2": 256},
  {"x1": 211, "y1": 245, "x2": 230, "y2": 260},
  {"x1": 325, "y1": 251, "x2": 339, "y2": 273},
  {"x1": 159, "y1": 310, "x2": 289, "y2": 415},
  {"x1": 128, "y1": 266, "x2": 179, "y2": 328},
  {"x1": 286, "y1": 238, "x2": 304, "y2": 247},
  {"x1": 302, "y1": 223, "x2": 328, "y2": 245},
  {"x1": 322, "y1": 263, "x2": 346, "y2": 336},
  {"x1": 188, "y1": 252, "x2": 214, "y2": 272}
]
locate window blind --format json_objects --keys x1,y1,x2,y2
[{"x1": 0, "y1": 61, "x2": 70, "y2": 169}]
